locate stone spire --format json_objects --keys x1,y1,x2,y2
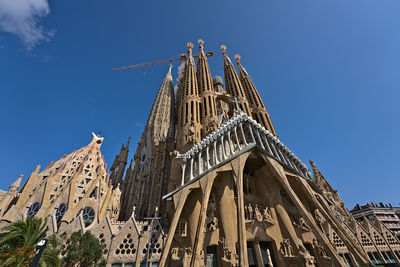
[
  {"x1": 196, "y1": 39, "x2": 219, "y2": 137},
  {"x1": 221, "y1": 45, "x2": 252, "y2": 116},
  {"x1": 109, "y1": 137, "x2": 130, "y2": 188},
  {"x1": 153, "y1": 66, "x2": 175, "y2": 145},
  {"x1": 0, "y1": 175, "x2": 23, "y2": 217},
  {"x1": 119, "y1": 66, "x2": 175, "y2": 220},
  {"x1": 9, "y1": 174, "x2": 23, "y2": 192},
  {"x1": 176, "y1": 42, "x2": 202, "y2": 152},
  {"x1": 235, "y1": 54, "x2": 277, "y2": 136}
]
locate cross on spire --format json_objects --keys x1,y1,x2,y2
[
  {"x1": 235, "y1": 54, "x2": 242, "y2": 66},
  {"x1": 187, "y1": 42, "x2": 193, "y2": 55},
  {"x1": 220, "y1": 44, "x2": 227, "y2": 56},
  {"x1": 198, "y1": 39, "x2": 204, "y2": 52}
]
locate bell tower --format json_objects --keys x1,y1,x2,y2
[
  {"x1": 235, "y1": 54, "x2": 277, "y2": 136},
  {"x1": 221, "y1": 45, "x2": 252, "y2": 115},
  {"x1": 176, "y1": 42, "x2": 202, "y2": 152},
  {"x1": 196, "y1": 39, "x2": 219, "y2": 137}
]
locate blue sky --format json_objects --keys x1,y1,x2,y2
[{"x1": 1, "y1": 0, "x2": 399, "y2": 209}]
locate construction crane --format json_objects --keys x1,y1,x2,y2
[{"x1": 112, "y1": 51, "x2": 214, "y2": 71}]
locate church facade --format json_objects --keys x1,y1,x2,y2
[{"x1": 1, "y1": 40, "x2": 400, "y2": 266}]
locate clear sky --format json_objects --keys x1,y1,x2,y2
[{"x1": 1, "y1": 0, "x2": 399, "y2": 209}]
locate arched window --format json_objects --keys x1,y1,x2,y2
[
  {"x1": 56, "y1": 203, "x2": 66, "y2": 223},
  {"x1": 82, "y1": 206, "x2": 95, "y2": 227},
  {"x1": 27, "y1": 202, "x2": 40, "y2": 217}
]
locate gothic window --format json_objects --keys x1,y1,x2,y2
[
  {"x1": 82, "y1": 206, "x2": 95, "y2": 227},
  {"x1": 260, "y1": 241, "x2": 276, "y2": 266},
  {"x1": 381, "y1": 251, "x2": 396, "y2": 263},
  {"x1": 368, "y1": 252, "x2": 379, "y2": 265},
  {"x1": 27, "y1": 202, "x2": 40, "y2": 217},
  {"x1": 247, "y1": 242, "x2": 257, "y2": 267},
  {"x1": 185, "y1": 103, "x2": 188, "y2": 123},
  {"x1": 338, "y1": 253, "x2": 352, "y2": 266},
  {"x1": 56, "y1": 203, "x2": 66, "y2": 223},
  {"x1": 206, "y1": 246, "x2": 217, "y2": 267},
  {"x1": 197, "y1": 102, "x2": 200, "y2": 123},
  {"x1": 176, "y1": 218, "x2": 187, "y2": 236}
]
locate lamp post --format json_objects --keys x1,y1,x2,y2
[{"x1": 30, "y1": 239, "x2": 48, "y2": 267}]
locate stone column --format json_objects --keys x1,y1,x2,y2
[
  {"x1": 214, "y1": 172, "x2": 238, "y2": 257},
  {"x1": 231, "y1": 156, "x2": 249, "y2": 267},
  {"x1": 253, "y1": 241, "x2": 264, "y2": 267},
  {"x1": 191, "y1": 173, "x2": 215, "y2": 267}
]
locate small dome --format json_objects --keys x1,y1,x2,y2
[{"x1": 213, "y1": 76, "x2": 223, "y2": 85}]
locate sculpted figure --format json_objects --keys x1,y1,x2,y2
[
  {"x1": 255, "y1": 204, "x2": 263, "y2": 222},
  {"x1": 185, "y1": 247, "x2": 192, "y2": 257},
  {"x1": 248, "y1": 203, "x2": 254, "y2": 220},
  {"x1": 263, "y1": 206, "x2": 274, "y2": 224},
  {"x1": 314, "y1": 209, "x2": 326, "y2": 231},
  {"x1": 298, "y1": 217, "x2": 311, "y2": 232},
  {"x1": 207, "y1": 216, "x2": 218, "y2": 231},
  {"x1": 280, "y1": 239, "x2": 294, "y2": 257},
  {"x1": 313, "y1": 239, "x2": 328, "y2": 258},
  {"x1": 171, "y1": 247, "x2": 181, "y2": 260}
]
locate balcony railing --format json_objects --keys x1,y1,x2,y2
[{"x1": 164, "y1": 112, "x2": 309, "y2": 199}]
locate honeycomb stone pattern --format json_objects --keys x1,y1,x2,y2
[{"x1": 116, "y1": 233, "x2": 136, "y2": 256}]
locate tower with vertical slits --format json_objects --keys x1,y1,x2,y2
[
  {"x1": 119, "y1": 66, "x2": 175, "y2": 220},
  {"x1": 235, "y1": 54, "x2": 277, "y2": 136},
  {"x1": 221, "y1": 45, "x2": 252, "y2": 116},
  {"x1": 196, "y1": 39, "x2": 219, "y2": 137},
  {"x1": 176, "y1": 42, "x2": 202, "y2": 152}
]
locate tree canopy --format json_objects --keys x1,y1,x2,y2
[
  {"x1": 0, "y1": 217, "x2": 60, "y2": 267},
  {"x1": 60, "y1": 230, "x2": 105, "y2": 267}
]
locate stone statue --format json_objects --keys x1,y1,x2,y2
[
  {"x1": 313, "y1": 239, "x2": 328, "y2": 258},
  {"x1": 207, "y1": 216, "x2": 218, "y2": 231},
  {"x1": 263, "y1": 207, "x2": 275, "y2": 224},
  {"x1": 255, "y1": 204, "x2": 263, "y2": 222},
  {"x1": 280, "y1": 239, "x2": 294, "y2": 257},
  {"x1": 292, "y1": 216, "x2": 311, "y2": 232},
  {"x1": 248, "y1": 203, "x2": 254, "y2": 220},
  {"x1": 171, "y1": 247, "x2": 181, "y2": 260},
  {"x1": 314, "y1": 209, "x2": 326, "y2": 231}
]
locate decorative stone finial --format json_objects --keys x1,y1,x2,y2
[
  {"x1": 90, "y1": 132, "x2": 104, "y2": 147},
  {"x1": 234, "y1": 54, "x2": 241, "y2": 66},
  {"x1": 155, "y1": 206, "x2": 159, "y2": 217},
  {"x1": 187, "y1": 42, "x2": 194, "y2": 55},
  {"x1": 220, "y1": 45, "x2": 227, "y2": 56},
  {"x1": 198, "y1": 39, "x2": 204, "y2": 51},
  {"x1": 168, "y1": 64, "x2": 173, "y2": 74}
]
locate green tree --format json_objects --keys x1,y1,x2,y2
[
  {"x1": 0, "y1": 217, "x2": 60, "y2": 267},
  {"x1": 60, "y1": 230, "x2": 105, "y2": 267}
]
